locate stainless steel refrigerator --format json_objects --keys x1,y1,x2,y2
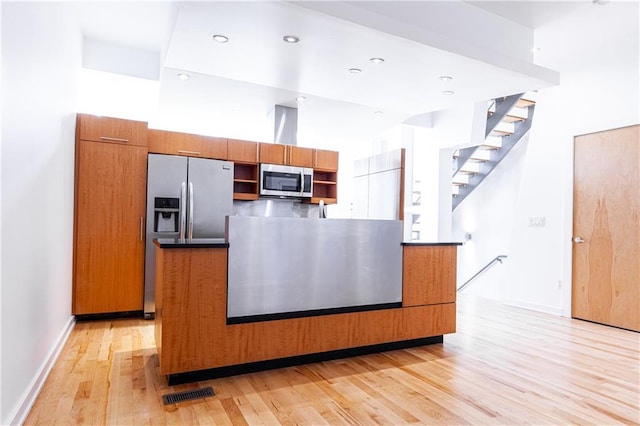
[{"x1": 144, "y1": 154, "x2": 234, "y2": 318}]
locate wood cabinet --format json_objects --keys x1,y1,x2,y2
[
  {"x1": 310, "y1": 149, "x2": 339, "y2": 204},
  {"x1": 314, "y1": 149, "x2": 339, "y2": 170},
  {"x1": 77, "y1": 114, "x2": 148, "y2": 147},
  {"x1": 259, "y1": 143, "x2": 286, "y2": 164},
  {"x1": 148, "y1": 129, "x2": 227, "y2": 159},
  {"x1": 73, "y1": 118, "x2": 147, "y2": 314},
  {"x1": 259, "y1": 143, "x2": 314, "y2": 167},
  {"x1": 227, "y1": 139, "x2": 260, "y2": 200},
  {"x1": 402, "y1": 245, "x2": 457, "y2": 307},
  {"x1": 155, "y1": 245, "x2": 456, "y2": 377},
  {"x1": 227, "y1": 139, "x2": 259, "y2": 163},
  {"x1": 288, "y1": 146, "x2": 314, "y2": 167}
]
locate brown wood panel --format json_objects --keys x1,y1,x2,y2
[
  {"x1": 572, "y1": 124, "x2": 640, "y2": 332},
  {"x1": 77, "y1": 114, "x2": 148, "y2": 146},
  {"x1": 156, "y1": 247, "x2": 455, "y2": 375},
  {"x1": 227, "y1": 139, "x2": 259, "y2": 163},
  {"x1": 287, "y1": 146, "x2": 314, "y2": 167},
  {"x1": 202, "y1": 135, "x2": 228, "y2": 159},
  {"x1": 403, "y1": 245, "x2": 457, "y2": 307},
  {"x1": 73, "y1": 140, "x2": 147, "y2": 314},
  {"x1": 259, "y1": 143, "x2": 285, "y2": 164},
  {"x1": 156, "y1": 248, "x2": 228, "y2": 374},
  {"x1": 314, "y1": 149, "x2": 339, "y2": 171},
  {"x1": 148, "y1": 129, "x2": 227, "y2": 159}
]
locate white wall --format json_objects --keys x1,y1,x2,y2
[
  {"x1": 1, "y1": 3, "x2": 81, "y2": 424},
  {"x1": 450, "y1": 2, "x2": 639, "y2": 316},
  {"x1": 452, "y1": 135, "x2": 530, "y2": 300}
]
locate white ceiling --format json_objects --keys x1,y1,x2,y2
[{"x1": 76, "y1": 0, "x2": 637, "y2": 146}]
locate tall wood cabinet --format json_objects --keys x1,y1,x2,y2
[{"x1": 73, "y1": 114, "x2": 148, "y2": 315}]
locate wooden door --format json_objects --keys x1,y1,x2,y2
[
  {"x1": 287, "y1": 146, "x2": 314, "y2": 167},
  {"x1": 572, "y1": 124, "x2": 639, "y2": 331},
  {"x1": 228, "y1": 139, "x2": 259, "y2": 163},
  {"x1": 259, "y1": 143, "x2": 285, "y2": 164},
  {"x1": 314, "y1": 149, "x2": 339, "y2": 170},
  {"x1": 74, "y1": 140, "x2": 147, "y2": 314}
]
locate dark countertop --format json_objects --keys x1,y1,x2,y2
[
  {"x1": 154, "y1": 238, "x2": 229, "y2": 249},
  {"x1": 401, "y1": 242, "x2": 463, "y2": 246}
]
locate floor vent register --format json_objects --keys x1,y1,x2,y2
[{"x1": 162, "y1": 387, "x2": 215, "y2": 405}]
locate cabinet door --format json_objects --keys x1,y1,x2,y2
[
  {"x1": 228, "y1": 139, "x2": 259, "y2": 163},
  {"x1": 259, "y1": 143, "x2": 286, "y2": 165},
  {"x1": 314, "y1": 149, "x2": 339, "y2": 170},
  {"x1": 77, "y1": 114, "x2": 148, "y2": 147},
  {"x1": 74, "y1": 140, "x2": 147, "y2": 314},
  {"x1": 201, "y1": 136, "x2": 228, "y2": 159},
  {"x1": 149, "y1": 130, "x2": 227, "y2": 159},
  {"x1": 287, "y1": 146, "x2": 314, "y2": 167}
]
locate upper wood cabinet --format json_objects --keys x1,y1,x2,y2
[
  {"x1": 259, "y1": 143, "x2": 285, "y2": 164},
  {"x1": 148, "y1": 129, "x2": 227, "y2": 159},
  {"x1": 288, "y1": 146, "x2": 314, "y2": 167},
  {"x1": 314, "y1": 149, "x2": 339, "y2": 171},
  {"x1": 259, "y1": 143, "x2": 315, "y2": 167},
  {"x1": 74, "y1": 139, "x2": 147, "y2": 315},
  {"x1": 77, "y1": 114, "x2": 148, "y2": 147},
  {"x1": 228, "y1": 139, "x2": 259, "y2": 163}
]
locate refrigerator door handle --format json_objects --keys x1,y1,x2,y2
[
  {"x1": 188, "y1": 181, "x2": 194, "y2": 240},
  {"x1": 180, "y1": 182, "x2": 187, "y2": 240},
  {"x1": 300, "y1": 170, "x2": 304, "y2": 196}
]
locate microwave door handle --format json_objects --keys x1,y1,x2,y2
[
  {"x1": 188, "y1": 181, "x2": 194, "y2": 240},
  {"x1": 180, "y1": 182, "x2": 187, "y2": 240},
  {"x1": 300, "y1": 170, "x2": 304, "y2": 196}
]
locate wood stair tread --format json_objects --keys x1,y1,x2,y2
[{"x1": 516, "y1": 98, "x2": 535, "y2": 108}]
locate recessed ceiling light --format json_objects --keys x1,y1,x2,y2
[
  {"x1": 348, "y1": 68, "x2": 362, "y2": 74},
  {"x1": 592, "y1": 0, "x2": 609, "y2": 5},
  {"x1": 374, "y1": 111, "x2": 383, "y2": 116},
  {"x1": 283, "y1": 35, "x2": 300, "y2": 43},
  {"x1": 212, "y1": 34, "x2": 229, "y2": 43},
  {"x1": 439, "y1": 75, "x2": 453, "y2": 82},
  {"x1": 369, "y1": 57, "x2": 385, "y2": 64},
  {"x1": 296, "y1": 96, "x2": 306, "y2": 102},
  {"x1": 177, "y1": 73, "x2": 190, "y2": 81},
  {"x1": 442, "y1": 90, "x2": 455, "y2": 96}
]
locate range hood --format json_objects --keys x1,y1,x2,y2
[{"x1": 273, "y1": 105, "x2": 298, "y2": 146}]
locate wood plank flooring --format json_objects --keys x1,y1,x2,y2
[{"x1": 25, "y1": 295, "x2": 640, "y2": 425}]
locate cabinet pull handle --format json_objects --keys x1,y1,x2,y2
[
  {"x1": 256, "y1": 144, "x2": 259, "y2": 162},
  {"x1": 283, "y1": 146, "x2": 287, "y2": 164},
  {"x1": 177, "y1": 150, "x2": 201, "y2": 155},
  {"x1": 139, "y1": 217, "x2": 144, "y2": 241},
  {"x1": 100, "y1": 136, "x2": 129, "y2": 143}
]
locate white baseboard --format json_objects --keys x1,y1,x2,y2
[
  {"x1": 504, "y1": 299, "x2": 562, "y2": 316},
  {"x1": 8, "y1": 316, "x2": 75, "y2": 426}
]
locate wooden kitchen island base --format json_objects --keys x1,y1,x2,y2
[{"x1": 154, "y1": 240, "x2": 459, "y2": 383}]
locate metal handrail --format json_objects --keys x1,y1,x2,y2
[{"x1": 457, "y1": 255, "x2": 508, "y2": 293}]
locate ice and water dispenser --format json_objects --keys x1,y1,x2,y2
[{"x1": 154, "y1": 197, "x2": 179, "y2": 233}]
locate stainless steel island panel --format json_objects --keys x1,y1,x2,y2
[{"x1": 227, "y1": 216, "x2": 403, "y2": 319}]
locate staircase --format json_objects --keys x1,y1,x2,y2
[{"x1": 452, "y1": 93, "x2": 536, "y2": 210}]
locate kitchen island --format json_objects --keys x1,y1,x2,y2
[{"x1": 154, "y1": 218, "x2": 461, "y2": 384}]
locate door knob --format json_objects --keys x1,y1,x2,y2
[{"x1": 573, "y1": 236, "x2": 585, "y2": 244}]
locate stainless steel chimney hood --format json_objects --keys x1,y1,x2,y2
[{"x1": 273, "y1": 105, "x2": 298, "y2": 146}]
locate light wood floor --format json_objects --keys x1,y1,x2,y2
[{"x1": 26, "y1": 295, "x2": 640, "y2": 425}]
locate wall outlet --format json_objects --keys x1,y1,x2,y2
[{"x1": 528, "y1": 216, "x2": 546, "y2": 227}]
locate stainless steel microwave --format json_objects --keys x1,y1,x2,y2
[{"x1": 260, "y1": 163, "x2": 313, "y2": 198}]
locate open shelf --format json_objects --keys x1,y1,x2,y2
[
  {"x1": 234, "y1": 163, "x2": 258, "y2": 200},
  {"x1": 312, "y1": 170, "x2": 337, "y2": 203}
]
